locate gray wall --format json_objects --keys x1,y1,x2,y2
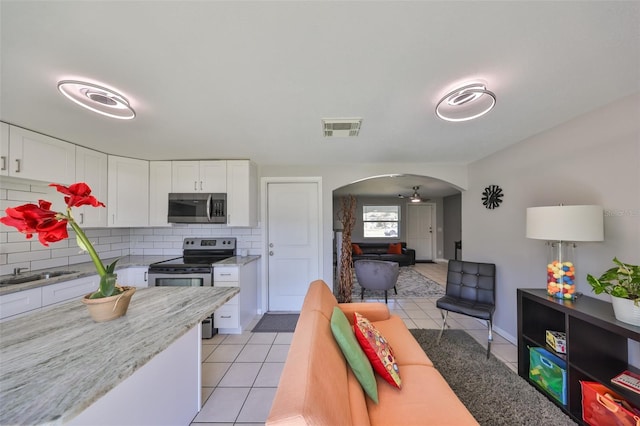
[
  {"x1": 462, "y1": 93, "x2": 640, "y2": 352},
  {"x1": 443, "y1": 193, "x2": 461, "y2": 260}
]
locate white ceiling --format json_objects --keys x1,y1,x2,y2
[{"x1": 1, "y1": 1, "x2": 639, "y2": 197}]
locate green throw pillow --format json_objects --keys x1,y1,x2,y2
[{"x1": 330, "y1": 306, "x2": 379, "y2": 403}]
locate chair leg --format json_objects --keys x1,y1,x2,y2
[
  {"x1": 437, "y1": 310, "x2": 448, "y2": 344},
  {"x1": 361, "y1": 288, "x2": 364, "y2": 300},
  {"x1": 393, "y1": 286, "x2": 397, "y2": 295},
  {"x1": 486, "y1": 318, "x2": 493, "y2": 359}
]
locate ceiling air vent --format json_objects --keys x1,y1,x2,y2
[{"x1": 322, "y1": 118, "x2": 362, "y2": 137}]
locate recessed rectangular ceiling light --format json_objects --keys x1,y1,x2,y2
[{"x1": 322, "y1": 118, "x2": 362, "y2": 137}]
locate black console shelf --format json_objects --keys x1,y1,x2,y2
[{"x1": 517, "y1": 288, "x2": 640, "y2": 424}]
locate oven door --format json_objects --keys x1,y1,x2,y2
[{"x1": 148, "y1": 271, "x2": 212, "y2": 287}]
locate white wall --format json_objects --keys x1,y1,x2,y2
[{"x1": 462, "y1": 93, "x2": 640, "y2": 344}]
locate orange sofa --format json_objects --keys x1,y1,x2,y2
[{"x1": 266, "y1": 280, "x2": 479, "y2": 426}]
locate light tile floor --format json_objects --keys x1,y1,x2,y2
[{"x1": 190, "y1": 262, "x2": 518, "y2": 426}]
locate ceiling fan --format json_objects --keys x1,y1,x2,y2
[{"x1": 398, "y1": 186, "x2": 427, "y2": 203}]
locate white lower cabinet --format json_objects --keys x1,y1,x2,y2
[
  {"x1": 0, "y1": 287, "x2": 42, "y2": 320},
  {"x1": 120, "y1": 267, "x2": 149, "y2": 288},
  {"x1": 213, "y1": 260, "x2": 257, "y2": 333},
  {"x1": 41, "y1": 276, "x2": 99, "y2": 307}
]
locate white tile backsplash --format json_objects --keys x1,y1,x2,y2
[{"x1": 0, "y1": 181, "x2": 264, "y2": 275}]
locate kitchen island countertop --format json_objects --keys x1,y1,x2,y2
[{"x1": 0, "y1": 286, "x2": 239, "y2": 425}]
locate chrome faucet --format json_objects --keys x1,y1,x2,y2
[{"x1": 13, "y1": 267, "x2": 29, "y2": 276}]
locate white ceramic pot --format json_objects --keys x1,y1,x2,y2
[{"x1": 611, "y1": 295, "x2": 640, "y2": 327}]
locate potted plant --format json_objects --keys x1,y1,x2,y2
[
  {"x1": 587, "y1": 257, "x2": 640, "y2": 326},
  {"x1": 0, "y1": 182, "x2": 135, "y2": 322}
]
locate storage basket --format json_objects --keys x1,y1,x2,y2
[
  {"x1": 581, "y1": 381, "x2": 639, "y2": 426},
  {"x1": 529, "y1": 346, "x2": 567, "y2": 405}
]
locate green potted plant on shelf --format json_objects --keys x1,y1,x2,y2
[
  {"x1": 587, "y1": 257, "x2": 640, "y2": 326},
  {"x1": 0, "y1": 182, "x2": 134, "y2": 322}
]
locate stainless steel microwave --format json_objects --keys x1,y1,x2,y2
[{"x1": 167, "y1": 193, "x2": 226, "y2": 224}]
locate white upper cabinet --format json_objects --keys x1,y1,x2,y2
[
  {"x1": 75, "y1": 146, "x2": 108, "y2": 227},
  {"x1": 172, "y1": 160, "x2": 226, "y2": 193},
  {"x1": 149, "y1": 161, "x2": 172, "y2": 226},
  {"x1": 0, "y1": 122, "x2": 8, "y2": 176},
  {"x1": 108, "y1": 155, "x2": 149, "y2": 227},
  {"x1": 226, "y1": 160, "x2": 258, "y2": 227},
  {"x1": 6, "y1": 126, "x2": 76, "y2": 183}
]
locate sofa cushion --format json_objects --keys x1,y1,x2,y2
[
  {"x1": 372, "y1": 315, "x2": 434, "y2": 367},
  {"x1": 330, "y1": 307, "x2": 379, "y2": 403},
  {"x1": 387, "y1": 242, "x2": 403, "y2": 254},
  {"x1": 267, "y1": 309, "x2": 354, "y2": 425},
  {"x1": 354, "y1": 312, "x2": 402, "y2": 389},
  {"x1": 367, "y1": 365, "x2": 479, "y2": 426},
  {"x1": 352, "y1": 243, "x2": 363, "y2": 255}
]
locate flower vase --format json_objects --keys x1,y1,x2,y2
[
  {"x1": 82, "y1": 286, "x2": 136, "y2": 322},
  {"x1": 611, "y1": 296, "x2": 640, "y2": 327}
]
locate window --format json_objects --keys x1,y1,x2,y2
[{"x1": 363, "y1": 205, "x2": 399, "y2": 238}]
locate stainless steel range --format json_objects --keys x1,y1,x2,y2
[{"x1": 148, "y1": 237, "x2": 237, "y2": 338}]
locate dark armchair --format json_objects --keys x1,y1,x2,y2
[{"x1": 436, "y1": 260, "x2": 496, "y2": 358}]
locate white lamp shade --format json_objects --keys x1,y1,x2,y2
[{"x1": 526, "y1": 205, "x2": 604, "y2": 242}]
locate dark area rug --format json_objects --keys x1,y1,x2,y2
[
  {"x1": 252, "y1": 313, "x2": 299, "y2": 332},
  {"x1": 410, "y1": 329, "x2": 577, "y2": 426}
]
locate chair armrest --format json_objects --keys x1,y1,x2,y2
[
  {"x1": 403, "y1": 248, "x2": 416, "y2": 264},
  {"x1": 338, "y1": 302, "x2": 390, "y2": 324}
]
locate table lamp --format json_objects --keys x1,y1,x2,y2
[{"x1": 526, "y1": 205, "x2": 604, "y2": 300}]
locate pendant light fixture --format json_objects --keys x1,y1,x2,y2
[
  {"x1": 57, "y1": 80, "x2": 136, "y2": 120},
  {"x1": 435, "y1": 82, "x2": 496, "y2": 122}
]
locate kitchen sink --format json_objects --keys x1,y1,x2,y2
[{"x1": 0, "y1": 271, "x2": 79, "y2": 287}]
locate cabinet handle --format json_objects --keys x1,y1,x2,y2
[
  {"x1": 79, "y1": 213, "x2": 84, "y2": 224},
  {"x1": 220, "y1": 315, "x2": 231, "y2": 319},
  {"x1": 200, "y1": 181, "x2": 203, "y2": 191},
  {"x1": 112, "y1": 214, "x2": 115, "y2": 224},
  {"x1": 1, "y1": 156, "x2": 6, "y2": 171},
  {"x1": 15, "y1": 159, "x2": 21, "y2": 173},
  {"x1": 144, "y1": 271, "x2": 148, "y2": 282},
  {"x1": 220, "y1": 273, "x2": 232, "y2": 276},
  {"x1": 194, "y1": 181, "x2": 197, "y2": 191}
]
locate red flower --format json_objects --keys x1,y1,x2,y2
[
  {"x1": 0, "y1": 200, "x2": 67, "y2": 246},
  {"x1": 50, "y1": 182, "x2": 105, "y2": 208}
]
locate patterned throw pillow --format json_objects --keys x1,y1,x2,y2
[
  {"x1": 387, "y1": 243, "x2": 402, "y2": 254},
  {"x1": 330, "y1": 307, "x2": 379, "y2": 403},
  {"x1": 353, "y1": 312, "x2": 402, "y2": 389},
  {"x1": 352, "y1": 243, "x2": 363, "y2": 255}
]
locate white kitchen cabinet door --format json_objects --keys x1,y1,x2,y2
[
  {"x1": 41, "y1": 276, "x2": 99, "y2": 307},
  {"x1": 75, "y1": 146, "x2": 108, "y2": 227},
  {"x1": 108, "y1": 155, "x2": 149, "y2": 227},
  {"x1": 149, "y1": 161, "x2": 172, "y2": 226},
  {"x1": 0, "y1": 287, "x2": 42, "y2": 320},
  {"x1": 199, "y1": 161, "x2": 226, "y2": 193},
  {"x1": 0, "y1": 122, "x2": 8, "y2": 176},
  {"x1": 171, "y1": 160, "x2": 226, "y2": 192},
  {"x1": 120, "y1": 267, "x2": 149, "y2": 288},
  {"x1": 8, "y1": 126, "x2": 76, "y2": 183},
  {"x1": 226, "y1": 160, "x2": 257, "y2": 227},
  {"x1": 171, "y1": 161, "x2": 200, "y2": 192}
]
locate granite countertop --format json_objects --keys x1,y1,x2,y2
[
  {"x1": 0, "y1": 255, "x2": 176, "y2": 296},
  {"x1": 214, "y1": 254, "x2": 261, "y2": 267},
  {"x1": 0, "y1": 286, "x2": 239, "y2": 425},
  {"x1": 0, "y1": 255, "x2": 261, "y2": 296}
]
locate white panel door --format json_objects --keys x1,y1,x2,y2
[
  {"x1": 407, "y1": 204, "x2": 434, "y2": 261},
  {"x1": 267, "y1": 181, "x2": 320, "y2": 311}
]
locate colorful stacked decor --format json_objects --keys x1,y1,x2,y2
[{"x1": 547, "y1": 260, "x2": 576, "y2": 299}]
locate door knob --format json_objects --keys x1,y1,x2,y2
[
  {"x1": 269, "y1": 243, "x2": 274, "y2": 248},
  {"x1": 269, "y1": 251, "x2": 274, "y2": 256}
]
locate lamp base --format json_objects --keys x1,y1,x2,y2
[{"x1": 546, "y1": 242, "x2": 576, "y2": 300}]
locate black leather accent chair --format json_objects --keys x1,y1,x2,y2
[{"x1": 436, "y1": 260, "x2": 496, "y2": 358}]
